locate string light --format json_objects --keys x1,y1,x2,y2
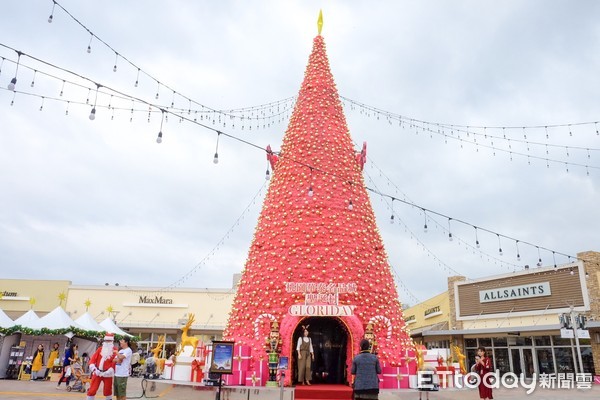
[
  {"x1": 88, "y1": 83, "x2": 100, "y2": 120},
  {"x1": 389, "y1": 197, "x2": 395, "y2": 224},
  {"x1": 515, "y1": 240, "x2": 521, "y2": 261},
  {"x1": 156, "y1": 110, "x2": 164, "y2": 143},
  {"x1": 213, "y1": 132, "x2": 221, "y2": 164},
  {"x1": 447, "y1": 218, "x2": 453, "y2": 241},
  {"x1": 48, "y1": 0, "x2": 55, "y2": 23},
  {"x1": 86, "y1": 33, "x2": 93, "y2": 53},
  {"x1": 423, "y1": 209, "x2": 428, "y2": 232},
  {"x1": 497, "y1": 234, "x2": 503, "y2": 256},
  {"x1": 474, "y1": 227, "x2": 480, "y2": 248},
  {"x1": 7, "y1": 51, "x2": 21, "y2": 91},
  {"x1": 537, "y1": 247, "x2": 542, "y2": 267},
  {"x1": 348, "y1": 199, "x2": 353, "y2": 211},
  {"x1": 30, "y1": 70, "x2": 36, "y2": 87}
]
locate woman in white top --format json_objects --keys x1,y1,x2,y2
[{"x1": 296, "y1": 326, "x2": 314, "y2": 385}]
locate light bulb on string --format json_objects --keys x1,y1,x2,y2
[
  {"x1": 134, "y1": 68, "x2": 140, "y2": 87},
  {"x1": 30, "y1": 70, "x2": 37, "y2": 87},
  {"x1": 474, "y1": 227, "x2": 480, "y2": 248},
  {"x1": 113, "y1": 52, "x2": 118, "y2": 72},
  {"x1": 390, "y1": 197, "x2": 395, "y2": 224},
  {"x1": 87, "y1": 33, "x2": 93, "y2": 53},
  {"x1": 88, "y1": 83, "x2": 101, "y2": 121},
  {"x1": 447, "y1": 218, "x2": 453, "y2": 241},
  {"x1": 536, "y1": 247, "x2": 542, "y2": 267},
  {"x1": 265, "y1": 167, "x2": 270, "y2": 181},
  {"x1": 155, "y1": 81, "x2": 161, "y2": 99},
  {"x1": 213, "y1": 132, "x2": 221, "y2": 164},
  {"x1": 515, "y1": 240, "x2": 521, "y2": 261},
  {"x1": 156, "y1": 110, "x2": 165, "y2": 143},
  {"x1": 497, "y1": 234, "x2": 503, "y2": 256},
  {"x1": 7, "y1": 51, "x2": 21, "y2": 91},
  {"x1": 348, "y1": 200, "x2": 353, "y2": 211},
  {"x1": 423, "y1": 209, "x2": 427, "y2": 232},
  {"x1": 569, "y1": 268, "x2": 574, "y2": 276},
  {"x1": 552, "y1": 251, "x2": 557, "y2": 268},
  {"x1": 46, "y1": 0, "x2": 58, "y2": 22}
]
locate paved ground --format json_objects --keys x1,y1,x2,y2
[{"x1": 0, "y1": 378, "x2": 597, "y2": 400}]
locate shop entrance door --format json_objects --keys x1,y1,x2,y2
[
  {"x1": 292, "y1": 317, "x2": 349, "y2": 385},
  {"x1": 510, "y1": 348, "x2": 535, "y2": 379}
]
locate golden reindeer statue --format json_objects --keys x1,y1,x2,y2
[
  {"x1": 151, "y1": 335, "x2": 166, "y2": 373},
  {"x1": 176, "y1": 314, "x2": 199, "y2": 356}
]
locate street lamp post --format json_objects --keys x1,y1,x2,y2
[{"x1": 569, "y1": 307, "x2": 584, "y2": 374}]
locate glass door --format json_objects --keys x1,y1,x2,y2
[{"x1": 511, "y1": 348, "x2": 535, "y2": 379}]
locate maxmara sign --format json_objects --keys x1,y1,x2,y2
[{"x1": 479, "y1": 282, "x2": 551, "y2": 303}]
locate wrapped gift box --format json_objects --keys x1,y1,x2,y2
[
  {"x1": 381, "y1": 366, "x2": 409, "y2": 389},
  {"x1": 252, "y1": 360, "x2": 269, "y2": 384},
  {"x1": 224, "y1": 370, "x2": 246, "y2": 386},
  {"x1": 233, "y1": 345, "x2": 252, "y2": 371},
  {"x1": 245, "y1": 370, "x2": 267, "y2": 386}
]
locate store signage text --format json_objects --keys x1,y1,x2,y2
[
  {"x1": 288, "y1": 304, "x2": 355, "y2": 317},
  {"x1": 424, "y1": 306, "x2": 442, "y2": 318},
  {"x1": 405, "y1": 314, "x2": 416, "y2": 324},
  {"x1": 1, "y1": 291, "x2": 18, "y2": 297},
  {"x1": 479, "y1": 282, "x2": 551, "y2": 303},
  {"x1": 138, "y1": 295, "x2": 173, "y2": 305},
  {"x1": 285, "y1": 282, "x2": 357, "y2": 305}
]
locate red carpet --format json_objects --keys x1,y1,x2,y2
[{"x1": 295, "y1": 384, "x2": 353, "y2": 400}]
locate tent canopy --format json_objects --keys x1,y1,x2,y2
[
  {"x1": 28, "y1": 306, "x2": 85, "y2": 330},
  {"x1": 99, "y1": 317, "x2": 132, "y2": 337},
  {"x1": 13, "y1": 309, "x2": 40, "y2": 328},
  {"x1": 0, "y1": 309, "x2": 14, "y2": 328},
  {"x1": 75, "y1": 312, "x2": 105, "y2": 332}
]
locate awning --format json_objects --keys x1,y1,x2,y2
[{"x1": 409, "y1": 321, "x2": 448, "y2": 336}]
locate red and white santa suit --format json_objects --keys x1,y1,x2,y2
[{"x1": 87, "y1": 333, "x2": 118, "y2": 400}]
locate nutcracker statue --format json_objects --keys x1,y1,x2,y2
[
  {"x1": 364, "y1": 323, "x2": 378, "y2": 354},
  {"x1": 265, "y1": 321, "x2": 282, "y2": 387}
]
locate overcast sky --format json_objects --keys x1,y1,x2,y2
[{"x1": 1, "y1": 0, "x2": 598, "y2": 306}]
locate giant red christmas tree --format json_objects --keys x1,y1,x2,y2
[{"x1": 224, "y1": 29, "x2": 413, "y2": 384}]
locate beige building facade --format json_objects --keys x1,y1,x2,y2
[
  {"x1": 1, "y1": 278, "x2": 237, "y2": 358},
  {"x1": 405, "y1": 251, "x2": 600, "y2": 378}
]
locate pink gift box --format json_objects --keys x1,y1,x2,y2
[
  {"x1": 234, "y1": 345, "x2": 251, "y2": 357},
  {"x1": 245, "y1": 370, "x2": 266, "y2": 386},
  {"x1": 224, "y1": 370, "x2": 246, "y2": 386},
  {"x1": 594, "y1": 375, "x2": 600, "y2": 384},
  {"x1": 381, "y1": 366, "x2": 409, "y2": 389},
  {"x1": 253, "y1": 360, "x2": 269, "y2": 382}
]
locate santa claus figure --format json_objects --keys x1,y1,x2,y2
[{"x1": 87, "y1": 333, "x2": 118, "y2": 400}]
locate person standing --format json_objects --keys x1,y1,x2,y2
[
  {"x1": 44, "y1": 343, "x2": 60, "y2": 380},
  {"x1": 296, "y1": 326, "x2": 314, "y2": 385},
  {"x1": 30, "y1": 344, "x2": 45, "y2": 380},
  {"x1": 87, "y1": 333, "x2": 117, "y2": 400},
  {"x1": 351, "y1": 339, "x2": 381, "y2": 400},
  {"x1": 113, "y1": 337, "x2": 133, "y2": 400},
  {"x1": 56, "y1": 343, "x2": 77, "y2": 388},
  {"x1": 474, "y1": 346, "x2": 493, "y2": 400}
]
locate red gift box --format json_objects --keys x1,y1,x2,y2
[
  {"x1": 190, "y1": 359, "x2": 204, "y2": 382},
  {"x1": 233, "y1": 345, "x2": 252, "y2": 371},
  {"x1": 224, "y1": 370, "x2": 246, "y2": 386},
  {"x1": 381, "y1": 366, "x2": 409, "y2": 389}
]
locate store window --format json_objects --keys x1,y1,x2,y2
[
  {"x1": 493, "y1": 348, "x2": 510, "y2": 375},
  {"x1": 536, "y1": 348, "x2": 554, "y2": 374},
  {"x1": 534, "y1": 336, "x2": 551, "y2": 346},
  {"x1": 581, "y1": 347, "x2": 595, "y2": 375},
  {"x1": 465, "y1": 338, "x2": 477, "y2": 348},
  {"x1": 478, "y1": 338, "x2": 492, "y2": 348},
  {"x1": 554, "y1": 347, "x2": 575, "y2": 373},
  {"x1": 551, "y1": 335, "x2": 572, "y2": 346},
  {"x1": 492, "y1": 337, "x2": 507, "y2": 347}
]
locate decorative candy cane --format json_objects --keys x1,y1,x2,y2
[
  {"x1": 369, "y1": 315, "x2": 392, "y2": 339},
  {"x1": 253, "y1": 313, "x2": 276, "y2": 339}
]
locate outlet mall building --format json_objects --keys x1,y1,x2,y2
[
  {"x1": 404, "y1": 251, "x2": 600, "y2": 377},
  {"x1": 1, "y1": 251, "x2": 599, "y2": 378}
]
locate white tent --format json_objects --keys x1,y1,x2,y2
[
  {"x1": 0, "y1": 309, "x2": 13, "y2": 328},
  {"x1": 13, "y1": 310, "x2": 40, "y2": 328},
  {"x1": 75, "y1": 312, "x2": 105, "y2": 332},
  {"x1": 28, "y1": 306, "x2": 84, "y2": 330},
  {"x1": 99, "y1": 317, "x2": 132, "y2": 337}
]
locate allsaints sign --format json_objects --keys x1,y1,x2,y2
[{"x1": 479, "y1": 282, "x2": 551, "y2": 303}]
